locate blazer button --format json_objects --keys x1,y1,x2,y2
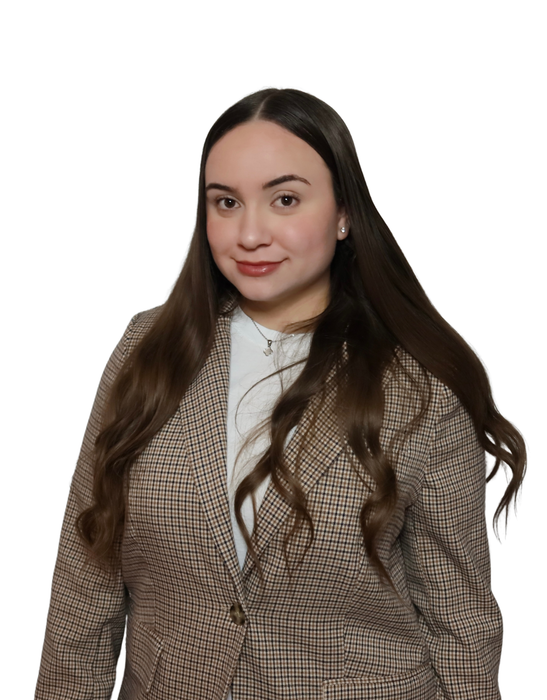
[{"x1": 230, "y1": 602, "x2": 246, "y2": 626}]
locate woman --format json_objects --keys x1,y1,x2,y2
[{"x1": 35, "y1": 88, "x2": 525, "y2": 700}]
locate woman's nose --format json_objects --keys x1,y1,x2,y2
[{"x1": 237, "y1": 206, "x2": 272, "y2": 249}]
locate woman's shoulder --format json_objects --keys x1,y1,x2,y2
[
  {"x1": 124, "y1": 304, "x2": 165, "y2": 347},
  {"x1": 129, "y1": 304, "x2": 164, "y2": 326},
  {"x1": 385, "y1": 345, "x2": 459, "y2": 421}
]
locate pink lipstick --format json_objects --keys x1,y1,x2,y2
[{"x1": 235, "y1": 260, "x2": 283, "y2": 277}]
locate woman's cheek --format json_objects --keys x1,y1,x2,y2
[
  {"x1": 206, "y1": 219, "x2": 229, "y2": 254},
  {"x1": 276, "y1": 217, "x2": 314, "y2": 250},
  {"x1": 282, "y1": 217, "x2": 331, "y2": 255}
]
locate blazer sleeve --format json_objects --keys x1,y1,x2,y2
[
  {"x1": 35, "y1": 315, "x2": 141, "y2": 700},
  {"x1": 400, "y1": 384, "x2": 503, "y2": 700}
]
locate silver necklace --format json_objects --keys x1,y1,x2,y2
[{"x1": 250, "y1": 317, "x2": 295, "y2": 356}]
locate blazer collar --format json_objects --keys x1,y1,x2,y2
[{"x1": 177, "y1": 307, "x2": 345, "y2": 598}]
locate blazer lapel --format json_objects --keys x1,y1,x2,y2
[
  {"x1": 177, "y1": 311, "x2": 246, "y2": 600},
  {"x1": 241, "y1": 366, "x2": 345, "y2": 579},
  {"x1": 178, "y1": 306, "x2": 346, "y2": 592}
]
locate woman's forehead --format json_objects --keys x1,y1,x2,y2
[{"x1": 205, "y1": 120, "x2": 330, "y2": 187}]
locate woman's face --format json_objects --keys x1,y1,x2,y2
[{"x1": 205, "y1": 119, "x2": 348, "y2": 329}]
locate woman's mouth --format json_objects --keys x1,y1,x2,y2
[{"x1": 235, "y1": 260, "x2": 284, "y2": 277}]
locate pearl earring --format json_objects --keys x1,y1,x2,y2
[{"x1": 340, "y1": 227, "x2": 346, "y2": 233}]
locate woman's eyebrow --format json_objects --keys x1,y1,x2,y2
[
  {"x1": 205, "y1": 174, "x2": 311, "y2": 194},
  {"x1": 263, "y1": 174, "x2": 311, "y2": 189}
]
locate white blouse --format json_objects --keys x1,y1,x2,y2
[{"x1": 226, "y1": 305, "x2": 312, "y2": 570}]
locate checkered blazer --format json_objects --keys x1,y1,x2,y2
[{"x1": 35, "y1": 305, "x2": 503, "y2": 700}]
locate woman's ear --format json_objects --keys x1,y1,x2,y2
[{"x1": 336, "y1": 208, "x2": 349, "y2": 240}]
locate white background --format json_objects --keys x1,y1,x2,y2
[{"x1": 1, "y1": 1, "x2": 545, "y2": 697}]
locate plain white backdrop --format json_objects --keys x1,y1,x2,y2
[{"x1": 1, "y1": 1, "x2": 545, "y2": 697}]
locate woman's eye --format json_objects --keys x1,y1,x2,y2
[
  {"x1": 218, "y1": 197, "x2": 239, "y2": 210},
  {"x1": 275, "y1": 194, "x2": 299, "y2": 208}
]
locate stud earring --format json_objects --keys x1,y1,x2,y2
[{"x1": 340, "y1": 227, "x2": 346, "y2": 233}]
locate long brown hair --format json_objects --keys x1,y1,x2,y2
[{"x1": 78, "y1": 88, "x2": 526, "y2": 583}]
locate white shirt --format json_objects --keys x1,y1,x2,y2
[{"x1": 226, "y1": 305, "x2": 312, "y2": 569}]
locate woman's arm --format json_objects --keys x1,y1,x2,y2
[
  {"x1": 35, "y1": 316, "x2": 140, "y2": 700},
  {"x1": 401, "y1": 384, "x2": 503, "y2": 700}
]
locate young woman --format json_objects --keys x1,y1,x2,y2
[{"x1": 35, "y1": 88, "x2": 525, "y2": 700}]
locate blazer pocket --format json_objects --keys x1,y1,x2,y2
[
  {"x1": 126, "y1": 618, "x2": 163, "y2": 694},
  {"x1": 321, "y1": 663, "x2": 436, "y2": 700}
]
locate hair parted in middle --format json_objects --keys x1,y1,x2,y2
[{"x1": 77, "y1": 87, "x2": 526, "y2": 587}]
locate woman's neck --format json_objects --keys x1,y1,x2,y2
[{"x1": 239, "y1": 295, "x2": 326, "y2": 333}]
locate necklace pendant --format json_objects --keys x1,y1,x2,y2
[{"x1": 264, "y1": 345, "x2": 273, "y2": 356}]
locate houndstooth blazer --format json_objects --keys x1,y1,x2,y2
[{"x1": 35, "y1": 305, "x2": 503, "y2": 700}]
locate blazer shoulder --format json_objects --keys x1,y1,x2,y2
[
  {"x1": 387, "y1": 346, "x2": 461, "y2": 424},
  {"x1": 125, "y1": 304, "x2": 165, "y2": 347}
]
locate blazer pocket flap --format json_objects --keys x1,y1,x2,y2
[
  {"x1": 126, "y1": 618, "x2": 163, "y2": 694},
  {"x1": 322, "y1": 663, "x2": 436, "y2": 700}
]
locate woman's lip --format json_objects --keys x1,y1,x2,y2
[{"x1": 235, "y1": 260, "x2": 284, "y2": 277}]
